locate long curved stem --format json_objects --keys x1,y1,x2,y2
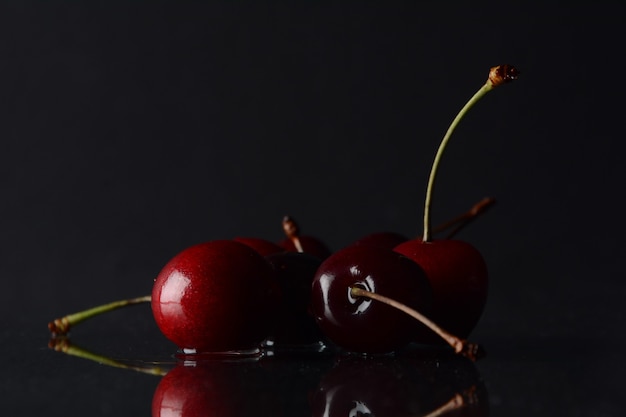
[
  {"x1": 422, "y1": 64, "x2": 519, "y2": 242},
  {"x1": 350, "y1": 287, "x2": 483, "y2": 361},
  {"x1": 422, "y1": 83, "x2": 493, "y2": 242},
  {"x1": 48, "y1": 295, "x2": 152, "y2": 335}
]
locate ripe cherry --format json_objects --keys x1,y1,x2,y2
[
  {"x1": 310, "y1": 245, "x2": 433, "y2": 354},
  {"x1": 394, "y1": 65, "x2": 519, "y2": 341},
  {"x1": 279, "y1": 215, "x2": 332, "y2": 260},
  {"x1": 394, "y1": 239, "x2": 488, "y2": 342},
  {"x1": 151, "y1": 240, "x2": 278, "y2": 355}
]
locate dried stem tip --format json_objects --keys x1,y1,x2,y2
[
  {"x1": 282, "y1": 215, "x2": 300, "y2": 239},
  {"x1": 488, "y1": 64, "x2": 520, "y2": 87}
]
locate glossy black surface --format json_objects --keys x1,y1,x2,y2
[{"x1": 3, "y1": 2, "x2": 626, "y2": 416}]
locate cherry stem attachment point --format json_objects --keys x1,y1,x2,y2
[
  {"x1": 422, "y1": 65, "x2": 518, "y2": 243},
  {"x1": 349, "y1": 286, "x2": 484, "y2": 361},
  {"x1": 282, "y1": 215, "x2": 304, "y2": 252},
  {"x1": 48, "y1": 295, "x2": 152, "y2": 335}
]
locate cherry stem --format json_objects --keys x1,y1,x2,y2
[
  {"x1": 431, "y1": 196, "x2": 496, "y2": 239},
  {"x1": 48, "y1": 295, "x2": 152, "y2": 335},
  {"x1": 422, "y1": 386, "x2": 478, "y2": 417},
  {"x1": 282, "y1": 215, "x2": 304, "y2": 252},
  {"x1": 48, "y1": 336, "x2": 169, "y2": 376},
  {"x1": 422, "y1": 65, "x2": 519, "y2": 242},
  {"x1": 349, "y1": 286, "x2": 484, "y2": 361}
]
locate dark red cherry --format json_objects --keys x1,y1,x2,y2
[
  {"x1": 264, "y1": 251, "x2": 326, "y2": 346},
  {"x1": 350, "y1": 231, "x2": 410, "y2": 250},
  {"x1": 394, "y1": 239, "x2": 488, "y2": 342},
  {"x1": 151, "y1": 240, "x2": 278, "y2": 354},
  {"x1": 232, "y1": 236, "x2": 285, "y2": 256},
  {"x1": 310, "y1": 245, "x2": 432, "y2": 354}
]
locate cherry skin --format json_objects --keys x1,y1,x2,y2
[
  {"x1": 264, "y1": 251, "x2": 326, "y2": 346},
  {"x1": 151, "y1": 240, "x2": 278, "y2": 354},
  {"x1": 350, "y1": 231, "x2": 410, "y2": 250},
  {"x1": 394, "y1": 239, "x2": 488, "y2": 342},
  {"x1": 310, "y1": 245, "x2": 432, "y2": 354},
  {"x1": 232, "y1": 236, "x2": 285, "y2": 256}
]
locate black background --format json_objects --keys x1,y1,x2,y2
[{"x1": 1, "y1": 2, "x2": 625, "y2": 416}]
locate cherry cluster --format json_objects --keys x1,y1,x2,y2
[{"x1": 48, "y1": 65, "x2": 519, "y2": 361}]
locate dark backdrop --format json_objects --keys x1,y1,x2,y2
[{"x1": 1, "y1": 2, "x2": 625, "y2": 415}]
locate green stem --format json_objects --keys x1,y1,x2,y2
[
  {"x1": 422, "y1": 82, "x2": 494, "y2": 242},
  {"x1": 48, "y1": 295, "x2": 152, "y2": 335},
  {"x1": 422, "y1": 64, "x2": 519, "y2": 242}
]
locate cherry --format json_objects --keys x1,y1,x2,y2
[
  {"x1": 394, "y1": 65, "x2": 519, "y2": 341},
  {"x1": 279, "y1": 215, "x2": 332, "y2": 260},
  {"x1": 264, "y1": 251, "x2": 326, "y2": 347},
  {"x1": 394, "y1": 240, "x2": 488, "y2": 342},
  {"x1": 232, "y1": 236, "x2": 285, "y2": 256},
  {"x1": 310, "y1": 245, "x2": 433, "y2": 354},
  {"x1": 151, "y1": 240, "x2": 278, "y2": 355}
]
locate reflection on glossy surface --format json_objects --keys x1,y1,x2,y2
[
  {"x1": 311, "y1": 350, "x2": 489, "y2": 417},
  {"x1": 49, "y1": 336, "x2": 488, "y2": 417},
  {"x1": 152, "y1": 358, "x2": 265, "y2": 417},
  {"x1": 48, "y1": 336, "x2": 173, "y2": 376}
]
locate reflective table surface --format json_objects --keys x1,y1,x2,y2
[{"x1": 3, "y1": 296, "x2": 624, "y2": 416}]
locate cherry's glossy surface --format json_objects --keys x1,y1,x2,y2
[
  {"x1": 394, "y1": 239, "x2": 488, "y2": 341},
  {"x1": 151, "y1": 240, "x2": 278, "y2": 353},
  {"x1": 310, "y1": 245, "x2": 432, "y2": 354}
]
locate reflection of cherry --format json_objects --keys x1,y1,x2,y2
[
  {"x1": 152, "y1": 358, "x2": 269, "y2": 417},
  {"x1": 395, "y1": 65, "x2": 519, "y2": 341},
  {"x1": 151, "y1": 240, "x2": 278, "y2": 354},
  {"x1": 310, "y1": 245, "x2": 433, "y2": 354},
  {"x1": 279, "y1": 216, "x2": 332, "y2": 260},
  {"x1": 311, "y1": 354, "x2": 489, "y2": 417}
]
